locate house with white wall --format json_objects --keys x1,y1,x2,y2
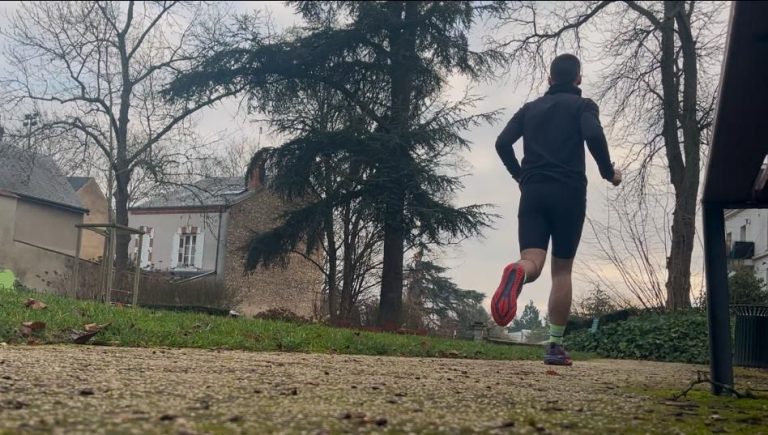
[
  {"x1": 724, "y1": 208, "x2": 768, "y2": 282},
  {"x1": 128, "y1": 174, "x2": 322, "y2": 318},
  {"x1": 128, "y1": 177, "x2": 238, "y2": 275}
]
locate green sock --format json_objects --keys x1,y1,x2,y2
[{"x1": 549, "y1": 324, "x2": 566, "y2": 344}]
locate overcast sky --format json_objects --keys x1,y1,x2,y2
[{"x1": 0, "y1": 1, "x2": 711, "y2": 317}]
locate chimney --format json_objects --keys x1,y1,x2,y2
[
  {"x1": 245, "y1": 148, "x2": 269, "y2": 191},
  {"x1": 247, "y1": 166, "x2": 262, "y2": 191}
]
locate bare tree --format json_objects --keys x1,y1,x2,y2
[
  {"x1": 580, "y1": 190, "x2": 670, "y2": 310},
  {"x1": 493, "y1": 0, "x2": 728, "y2": 310},
  {"x1": 205, "y1": 134, "x2": 263, "y2": 179},
  {"x1": 1, "y1": 1, "x2": 245, "y2": 274}
]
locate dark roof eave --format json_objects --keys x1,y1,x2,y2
[
  {"x1": 16, "y1": 192, "x2": 88, "y2": 214},
  {"x1": 129, "y1": 191, "x2": 256, "y2": 212},
  {"x1": 129, "y1": 204, "x2": 226, "y2": 212}
]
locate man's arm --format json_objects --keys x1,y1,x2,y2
[
  {"x1": 581, "y1": 98, "x2": 616, "y2": 182},
  {"x1": 495, "y1": 105, "x2": 525, "y2": 181}
]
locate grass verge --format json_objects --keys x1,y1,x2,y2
[
  {"x1": 624, "y1": 386, "x2": 768, "y2": 434},
  {"x1": 0, "y1": 289, "x2": 594, "y2": 361}
]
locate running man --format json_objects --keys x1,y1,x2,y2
[{"x1": 492, "y1": 54, "x2": 622, "y2": 365}]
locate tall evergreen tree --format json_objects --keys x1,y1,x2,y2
[
  {"x1": 510, "y1": 300, "x2": 542, "y2": 332},
  {"x1": 403, "y1": 252, "x2": 489, "y2": 334},
  {"x1": 167, "y1": 1, "x2": 506, "y2": 327}
]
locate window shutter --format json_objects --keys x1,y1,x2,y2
[
  {"x1": 140, "y1": 234, "x2": 151, "y2": 268},
  {"x1": 194, "y1": 232, "x2": 204, "y2": 269},
  {"x1": 170, "y1": 231, "x2": 180, "y2": 269}
]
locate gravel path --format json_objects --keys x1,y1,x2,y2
[{"x1": 0, "y1": 345, "x2": 765, "y2": 434}]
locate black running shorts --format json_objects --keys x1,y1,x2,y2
[{"x1": 518, "y1": 182, "x2": 587, "y2": 259}]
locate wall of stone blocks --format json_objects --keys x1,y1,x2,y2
[{"x1": 223, "y1": 188, "x2": 323, "y2": 318}]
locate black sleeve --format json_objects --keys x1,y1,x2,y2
[
  {"x1": 581, "y1": 98, "x2": 615, "y2": 181},
  {"x1": 495, "y1": 105, "x2": 525, "y2": 181}
]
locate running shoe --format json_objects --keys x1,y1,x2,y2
[
  {"x1": 490, "y1": 262, "x2": 525, "y2": 326},
  {"x1": 543, "y1": 343, "x2": 573, "y2": 366}
]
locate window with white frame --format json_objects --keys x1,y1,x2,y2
[
  {"x1": 177, "y1": 226, "x2": 198, "y2": 268},
  {"x1": 170, "y1": 225, "x2": 205, "y2": 270}
]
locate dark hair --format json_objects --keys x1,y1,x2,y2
[{"x1": 550, "y1": 54, "x2": 581, "y2": 84}]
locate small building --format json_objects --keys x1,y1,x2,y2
[
  {"x1": 128, "y1": 172, "x2": 322, "y2": 318},
  {"x1": 0, "y1": 146, "x2": 87, "y2": 292},
  {"x1": 724, "y1": 207, "x2": 768, "y2": 281},
  {"x1": 67, "y1": 177, "x2": 109, "y2": 261}
]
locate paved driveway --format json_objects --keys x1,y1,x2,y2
[{"x1": 1, "y1": 346, "x2": 766, "y2": 434}]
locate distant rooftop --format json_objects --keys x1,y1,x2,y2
[
  {"x1": 131, "y1": 177, "x2": 250, "y2": 210},
  {"x1": 67, "y1": 176, "x2": 92, "y2": 191},
  {"x1": 0, "y1": 145, "x2": 85, "y2": 212}
]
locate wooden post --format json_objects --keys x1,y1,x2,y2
[
  {"x1": 72, "y1": 227, "x2": 82, "y2": 298},
  {"x1": 100, "y1": 229, "x2": 111, "y2": 302},
  {"x1": 105, "y1": 226, "x2": 116, "y2": 305},
  {"x1": 132, "y1": 233, "x2": 143, "y2": 307}
]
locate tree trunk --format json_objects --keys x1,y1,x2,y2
[
  {"x1": 113, "y1": 170, "x2": 131, "y2": 285},
  {"x1": 113, "y1": 11, "x2": 134, "y2": 284},
  {"x1": 659, "y1": 1, "x2": 695, "y2": 310},
  {"x1": 339, "y1": 202, "x2": 356, "y2": 323},
  {"x1": 664, "y1": 4, "x2": 700, "y2": 311},
  {"x1": 379, "y1": 207, "x2": 406, "y2": 329},
  {"x1": 378, "y1": 1, "x2": 417, "y2": 329},
  {"x1": 321, "y1": 156, "x2": 339, "y2": 324},
  {"x1": 666, "y1": 191, "x2": 696, "y2": 309},
  {"x1": 324, "y1": 215, "x2": 338, "y2": 324}
]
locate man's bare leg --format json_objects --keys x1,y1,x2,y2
[
  {"x1": 544, "y1": 256, "x2": 575, "y2": 365},
  {"x1": 548, "y1": 256, "x2": 574, "y2": 325},
  {"x1": 518, "y1": 248, "x2": 547, "y2": 284}
]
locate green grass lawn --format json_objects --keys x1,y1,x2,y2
[{"x1": 0, "y1": 289, "x2": 592, "y2": 361}]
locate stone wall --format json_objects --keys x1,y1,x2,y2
[{"x1": 223, "y1": 188, "x2": 322, "y2": 319}]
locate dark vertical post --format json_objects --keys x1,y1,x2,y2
[
  {"x1": 72, "y1": 227, "x2": 82, "y2": 298},
  {"x1": 703, "y1": 203, "x2": 733, "y2": 395},
  {"x1": 132, "y1": 232, "x2": 143, "y2": 307}
]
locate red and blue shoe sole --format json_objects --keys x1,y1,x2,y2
[{"x1": 491, "y1": 263, "x2": 525, "y2": 326}]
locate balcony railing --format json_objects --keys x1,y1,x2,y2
[{"x1": 729, "y1": 241, "x2": 755, "y2": 259}]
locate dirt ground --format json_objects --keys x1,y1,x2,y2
[{"x1": 1, "y1": 345, "x2": 767, "y2": 434}]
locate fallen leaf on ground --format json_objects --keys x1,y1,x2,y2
[
  {"x1": 545, "y1": 370, "x2": 560, "y2": 376},
  {"x1": 20, "y1": 321, "x2": 46, "y2": 336},
  {"x1": 84, "y1": 323, "x2": 110, "y2": 333},
  {"x1": 71, "y1": 330, "x2": 100, "y2": 345},
  {"x1": 24, "y1": 299, "x2": 47, "y2": 310},
  {"x1": 22, "y1": 321, "x2": 46, "y2": 330}
]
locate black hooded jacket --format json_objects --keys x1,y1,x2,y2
[{"x1": 495, "y1": 83, "x2": 614, "y2": 189}]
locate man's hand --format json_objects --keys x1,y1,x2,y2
[{"x1": 610, "y1": 167, "x2": 622, "y2": 186}]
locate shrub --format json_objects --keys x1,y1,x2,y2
[
  {"x1": 729, "y1": 267, "x2": 768, "y2": 305},
  {"x1": 565, "y1": 307, "x2": 641, "y2": 336},
  {"x1": 565, "y1": 310, "x2": 709, "y2": 364}
]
